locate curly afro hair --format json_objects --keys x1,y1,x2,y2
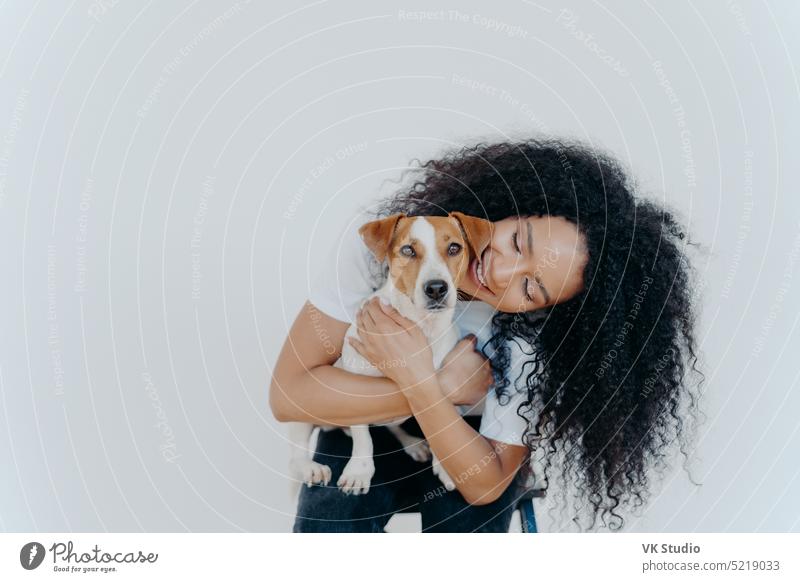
[{"x1": 376, "y1": 138, "x2": 705, "y2": 531}]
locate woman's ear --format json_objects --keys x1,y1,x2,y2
[
  {"x1": 358, "y1": 213, "x2": 405, "y2": 261},
  {"x1": 450, "y1": 211, "x2": 493, "y2": 259}
]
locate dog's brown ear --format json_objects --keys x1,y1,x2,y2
[
  {"x1": 358, "y1": 213, "x2": 405, "y2": 262},
  {"x1": 450, "y1": 211, "x2": 493, "y2": 259}
]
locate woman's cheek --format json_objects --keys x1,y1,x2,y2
[{"x1": 498, "y1": 294, "x2": 523, "y2": 313}]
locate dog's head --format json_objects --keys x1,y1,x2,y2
[{"x1": 359, "y1": 212, "x2": 492, "y2": 312}]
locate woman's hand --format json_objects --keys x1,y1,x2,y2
[
  {"x1": 348, "y1": 297, "x2": 436, "y2": 390},
  {"x1": 437, "y1": 335, "x2": 494, "y2": 406}
]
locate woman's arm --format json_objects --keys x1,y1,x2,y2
[
  {"x1": 349, "y1": 298, "x2": 529, "y2": 505},
  {"x1": 405, "y1": 378, "x2": 529, "y2": 505},
  {"x1": 269, "y1": 301, "x2": 492, "y2": 426}
]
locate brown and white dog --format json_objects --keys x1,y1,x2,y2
[{"x1": 288, "y1": 212, "x2": 493, "y2": 495}]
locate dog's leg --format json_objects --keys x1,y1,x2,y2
[
  {"x1": 288, "y1": 422, "x2": 331, "y2": 488},
  {"x1": 386, "y1": 425, "x2": 431, "y2": 462},
  {"x1": 337, "y1": 425, "x2": 375, "y2": 495},
  {"x1": 431, "y1": 453, "x2": 456, "y2": 491}
]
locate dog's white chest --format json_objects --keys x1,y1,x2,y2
[{"x1": 337, "y1": 294, "x2": 459, "y2": 377}]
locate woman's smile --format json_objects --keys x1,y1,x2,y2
[{"x1": 469, "y1": 249, "x2": 494, "y2": 295}]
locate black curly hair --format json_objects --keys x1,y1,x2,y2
[{"x1": 375, "y1": 138, "x2": 705, "y2": 531}]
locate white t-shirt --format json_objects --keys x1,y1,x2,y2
[{"x1": 308, "y1": 213, "x2": 538, "y2": 447}]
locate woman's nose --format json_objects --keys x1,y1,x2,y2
[{"x1": 489, "y1": 253, "x2": 523, "y2": 289}]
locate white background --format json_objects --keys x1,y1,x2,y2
[{"x1": 0, "y1": 0, "x2": 798, "y2": 532}]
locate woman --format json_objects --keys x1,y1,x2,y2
[{"x1": 270, "y1": 138, "x2": 703, "y2": 532}]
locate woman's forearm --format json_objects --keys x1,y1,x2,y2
[
  {"x1": 404, "y1": 377, "x2": 520, "y2": 505},
  {"x1": 270, "y1": 364, "x2": 415, "y2": 426}
]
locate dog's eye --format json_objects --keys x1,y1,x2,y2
[
  {"x1": 400, "y1": 245, "x2": 415, "y2": 257},
  {"x1": 448, "y1": 243, "x2": 462, "y2": 256}
]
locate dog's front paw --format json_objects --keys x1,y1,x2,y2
[
  {"x1": 290, "y1": 458, "x2": 332, "y2": 487},
  {"x1": 432, "y1": 456, "x2": 456, "y2": 491},
  {"x1": 337, "y1": 457, "x2": 375, "y2": 495}
]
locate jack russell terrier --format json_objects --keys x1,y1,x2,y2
[{"x1": 288, "y1": 211, "x2": 493, "y2": 495}]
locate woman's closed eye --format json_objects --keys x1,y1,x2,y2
[
  {"x1": 513, "y1": 231, "x2": 535, "y2": 302},
  {"x1": 523, "y1": 278, "x2": 534, "y2": 302}
]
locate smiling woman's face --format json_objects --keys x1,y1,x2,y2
[{"x1": 458, "y1": 215, "x2": 589, "y2": 313}]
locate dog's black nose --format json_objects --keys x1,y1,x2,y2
[{"x1": 424, "y1": 279, "x2": 448, "y2": 301}]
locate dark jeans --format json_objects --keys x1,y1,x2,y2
[{"x1": 293, "y1": 417, "x2": 522, "y2": 532}]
